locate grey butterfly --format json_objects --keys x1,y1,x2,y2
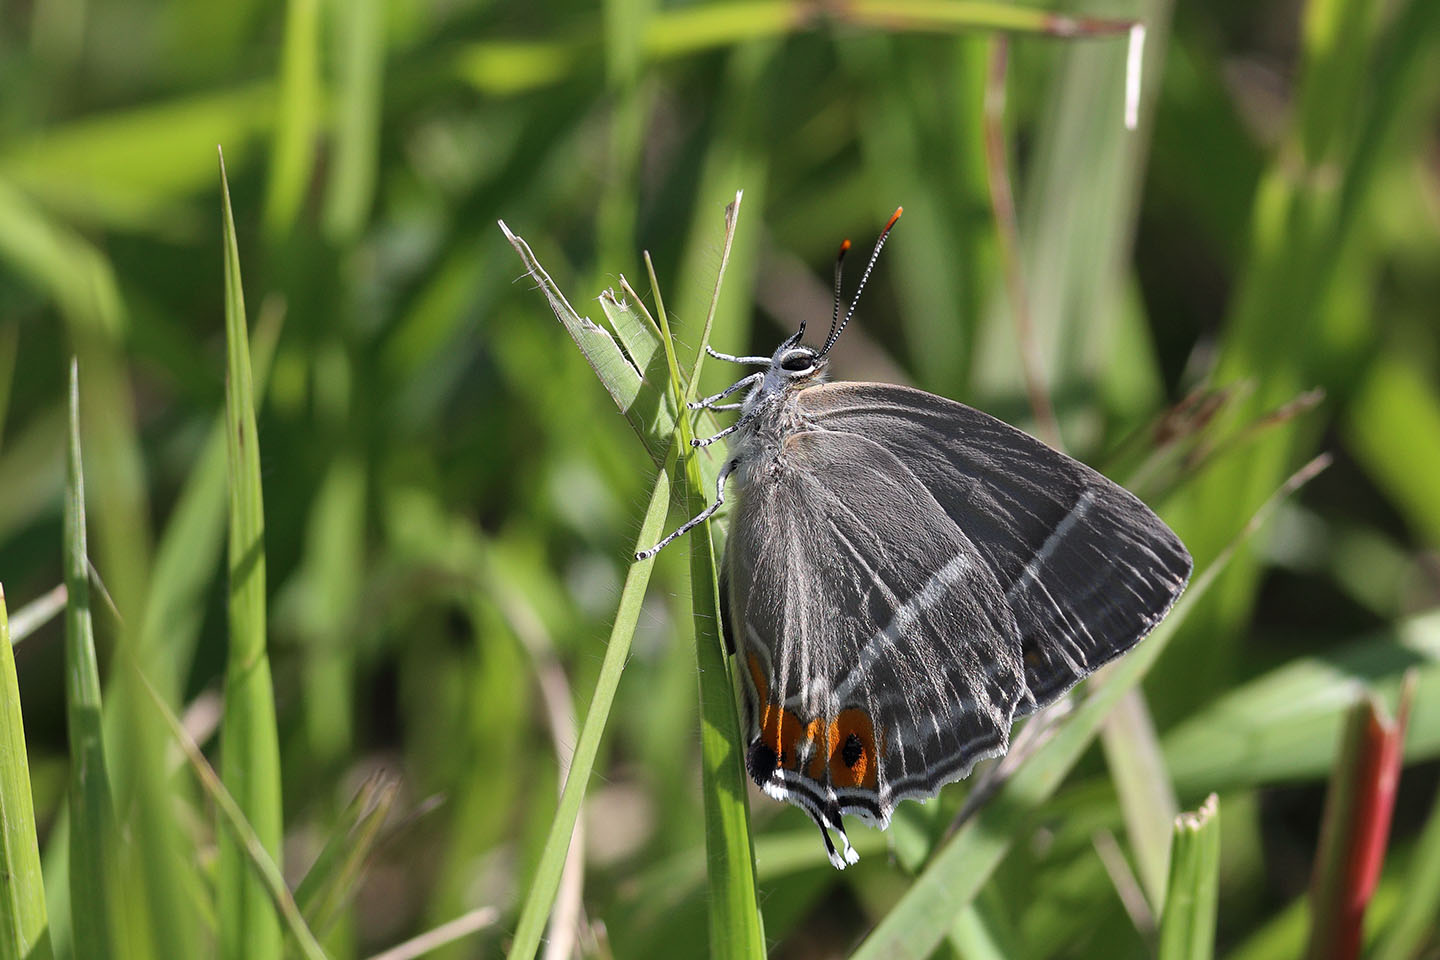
[{"x1": 638, "y1": 209, "x2": 1192, "y2": 869}]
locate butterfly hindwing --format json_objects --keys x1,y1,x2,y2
[
  {"x1": 726, "y1": 428, "x2": 1027, "y2": 825},
  {"x1": 797, "y1": 382, "x2": 1193, "y2": 710}
]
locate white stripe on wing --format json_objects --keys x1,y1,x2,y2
[{"x1": 833, "y1": 552, "x2": 971, "y2": 704}]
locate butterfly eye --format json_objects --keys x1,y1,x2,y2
[{"x1": 780, "y1": 351, "x2": 814, "y2": 372}]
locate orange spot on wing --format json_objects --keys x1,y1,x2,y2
[
  {"x1": 810, "y1": 709, "x2": 882, "y2": 790},
  {"x1": 747, "y1": 654, "x2": 821, "y2": 773}
]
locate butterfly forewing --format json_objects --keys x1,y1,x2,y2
[
  {"x1": 797, "y1": 382, "x2": 1193, "y2": 710},
  {"x1": 726, "y1": 428, "x2": 1027, "y2": 825}
]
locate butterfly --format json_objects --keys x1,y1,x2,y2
[{"x1": 637, "y1": 208, "x2": 1192, "y2": 868}]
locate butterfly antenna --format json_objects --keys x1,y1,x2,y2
[
  {"x1": 821, "y1": 207, "x2": 902, "y2": 357},
  {"x1": 814, "y1": 238, "x2": 851, "y2": 348}
]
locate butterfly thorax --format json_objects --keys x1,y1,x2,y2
[{"x1": 729, "y1": 342, "x2": 828, "y2": 490}]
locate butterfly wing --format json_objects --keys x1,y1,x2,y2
[
  {"x1": 797, "y1": 381, "x2": 1193, "y2": 710},
  {"x1": 726, "y1": 428, "x2": 1028, "y2": 835}
]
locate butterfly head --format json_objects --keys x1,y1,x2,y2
[{"x1": 770, "y1": 342, "x2": 825, "y2": 382}]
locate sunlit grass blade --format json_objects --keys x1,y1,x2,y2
[
  {"x1": 140, "y1": 296, "x2": 285, "y2": 704},
  {"x1": 645, "y1": 217, "x2": 765, "y2": 956},
  {"x1": 264, "y1": 0, "x2": 322, "y2": 236},
  {"x1": 506, "y1": 460, "x2": 675, "y2": 960},
  {"x1": 218, "y1": 147, "x2": 284, "y2": 960},
  {"x1": 849, "y1": 455, "x2": 1330, "y2": 960},
  {"x1": 0, "y1": 585, "x2": 48, "y2": 960},
  {"x1": 1160, "y1": 612, "x2": 1440, "y2": 794},
  {"x1": 1304, "y1": 680, "x2": 1414, "y2": 960},
  {"x1": 63, "y1": 360, "x2": 120, "y2": 959},
  {"x1": 1101, "y1": 691, "x2": 1178, "y2": 909},
  {"x1": 499, "y1": 221, "x2": 674, "y2": 463},
  {"x1": 1157, "y1": 794, "x2": 1221, "y2": 960},
  {"x1": 0, "y1": 85, "x2": 274, "y2": 230},
  {"x1": 323, "y1": 0, "x2": 383, "y2": 241}
]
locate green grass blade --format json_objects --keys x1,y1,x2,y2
[
  {"x1": 506, "y1": 460, "x2": 675, "y2": 960},
  {"x1": 499, "y1": 221, "x2": 675, "y2": 463},
  {"x1": 135, "y1": 673, "x2": 328, "y2": 960},
  {"x1": 293, "y1": 774, "x2": 399, "y2": 939},
  {"x1": 63, "y1": 360, "x2": 119, "y2": 959},
  {"x1": 264, "y1": 0, "x2": 322, "y2": 237},
  {"x1": 849, "y1": 456, "x2": 1327, "y2": 960},
  {"x1": 0, "y1": 585, "x2": 49, "y2": 960},
  {"x1": 0, "y1": 85, "x2": 274, "y2": 230},
  {"x1": 0, "y1": 176, "x2": 124, "y2": 339},
  {"x1": 322, "y1": 0, "x2": 383, "y2": 241},
  {"x1": 1157, "y1": 795, "x2": 1221, "y2": 960},
  {"x1": 1101, "y1": 691, "x2": 1179, "y2": 910},
  {"x1": 1373, "y1": 772, "x2": 1440, "y2": 960},
  {"x1": 218, "y1": 148, "x2": 284, "y2": 960},
  {"x1": 140, "y1": 297, "x2": 286, "y2": 703},
  {"x1": 645, "y1": 239, "x2": 765, "y2": 958},
  {"x1": 1345, "y1": 351, "x2": 1440, "y2": 545},
  {"x1": 1161, "y1": 611, "x2": 1440, "y2": 794}
]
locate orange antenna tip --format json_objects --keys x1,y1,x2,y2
[
  {"x1": 840, "y1": 239, "x2": 852, "y2": 253},
  {"x1": 885, "y1": 207, "x2": 904, "y2": 230}
]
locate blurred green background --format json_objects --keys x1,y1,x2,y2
[{"x1": 1, "y1": 0, "x2": 1439, "y2": 957}]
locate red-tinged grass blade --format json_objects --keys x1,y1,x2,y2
[
  {"x1": 0, "y1": 584, "x2": 49, "y2": 960},
  {"x1": 64, "y1": 359, "x2": 120, "y2": 959},
  {"x1": 218, "y1": 147, "x2": 284, "y2": 960},
  {"x1": 1304, "y1": 675, "x2": 1416, "y2": 960},
  {"x1": 1158, "y1": 795, "x2": 1221, "y2": 960},
  {"x1": 849, "y1": 455, "x2": 1331, "y2": 960}
]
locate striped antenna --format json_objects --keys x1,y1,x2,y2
[
  {"x1": 821, "y1": 207, "x2": 902, "y2": 356},
  {"x1": 814, "y1": 238, "x2": 852, "y2": 349}
]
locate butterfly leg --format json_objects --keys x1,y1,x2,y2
[
  {"x1": 692, "y1": 410, "x2": 759, "y2": 448},
  {"x1": 634, "y1": 457, "x2": 740, "y2": 561},
  {"x1": 688, "y1": 372, "x2": 761, "y2": 411},
  {"x1": 706, "y1": 345, "x2": 770, "y2": 365}
]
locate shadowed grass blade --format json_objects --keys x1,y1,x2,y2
[{"x1": 218, "y1": 147, "x2": 284, "y2": 960}]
